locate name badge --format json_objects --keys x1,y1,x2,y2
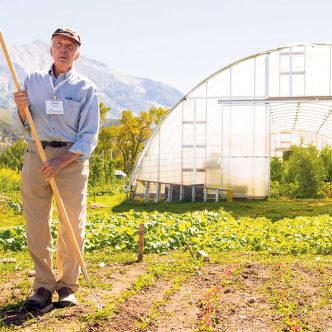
[{"x1": 45, "y1": 100, "x2": 64, "y2": 115}]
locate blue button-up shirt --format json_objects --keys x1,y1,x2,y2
[{"x1": 12, "y1": 66, "x2": 99, "y2": 160}]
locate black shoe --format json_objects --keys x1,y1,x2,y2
[
  {"x1": 24, "y1": 287, "x2": 52, "y2": 311},
  {"x1": 57, "y1": 287, "x2": 77, "y2": 307}
]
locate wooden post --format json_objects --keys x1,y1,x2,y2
[
  {"x1": 137, "y1": 223, "x2": 145, "y2": 262},
  {"x1": 192, "y1": 186, "x2": 195, "y2": 202},
  {"x1": 155, "y1": 182, "x2": 161, "y2": 203},
  {"x1": 227, "y1": 190, "x2": 233, "y2": 202},
  {"x1": 204, "y1": 188, "x2": 207, "y2": 202},
  {"x1": 144, "y1": 181, "x2": 150, "y2": 203},
  {"x1": 130, "y1": 185, "x2": 135, "y2": 201},
  {"x1": 167, "y1": 184, "x2": 173, "y2": 202},
  {"x1": 179, "y1": 185, "x2": 184, "y2": 201},
  {"x1": 215, "y1": 189, "x2": 219, "y2": 202}
]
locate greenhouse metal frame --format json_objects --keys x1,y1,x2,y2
[{"x1": 131, "y1": 43, "x2": 332, "y2": 199}]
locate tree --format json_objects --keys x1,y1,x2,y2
[
  {"x1": 0, "y1": 139, "x2": 27, "y2": 171},
  {"x1": 96, "y1": 106, "x2": 168, "y2": 175},
  {"x1": 284, "y1": 144, "x2": 327, "y2": 198},
  {"x1": 99, "y1": 101, "x2": 110, "y2": 124},
  {"x1": 270, "y1": 156, "x2": 284, "y2": 183},
  {"x1": 88, "y1": 155, "x2": 105, "y2": 202},
  {"x1": 282, "y1": 150, "x2": 292, "y2": 161},
  {"x1": 320, "y1": 145, "x2": 332, "y2": 182}
]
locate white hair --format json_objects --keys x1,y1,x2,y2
[{"x1": 51, "y1": 36, "x2": 80, "y2": 49}]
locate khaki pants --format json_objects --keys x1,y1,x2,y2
[{"x1": 22, "y1": 142, "x2": 89, "y2": 293}]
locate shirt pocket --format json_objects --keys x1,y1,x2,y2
[{"x1": 64, "y1": 99, "x2": 81, "y2": 127}]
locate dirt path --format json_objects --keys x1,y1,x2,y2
[
  {"x1": 91, "y1": 262, "x2": 147, "y2": 300},
  {"x1": 143, "y1": 264, "x2": 275, "y2": 332},
  {"x1": 149, "y1": 274, "x2": 210, "y2": 331},
  {"x1": 105, "y1": 279, "x2": 173, "y2": 332}
]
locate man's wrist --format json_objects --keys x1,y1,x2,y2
[
  {"x1": 54, "y1": 151, "x2": 80, "y2": 173},
  {"x1": 61, "y1": 151, "x2": 81, "y2": 165}
]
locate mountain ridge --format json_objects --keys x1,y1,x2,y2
[{"x1": 0, "y1": 40, "x2": 183, "y2": 118}]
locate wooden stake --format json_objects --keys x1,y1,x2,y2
[{"x1": 137, "y1": 223, "x2": 145, "y2": 262}]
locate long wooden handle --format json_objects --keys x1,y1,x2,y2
[{"x1": 0, "y1": 30, "x2": 87, "y2": 277}]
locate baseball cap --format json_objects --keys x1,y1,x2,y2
[{"x1": 52, "y1": 27, "x2": 81, "y2": 46}]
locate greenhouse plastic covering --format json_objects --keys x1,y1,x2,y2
[{"x1": 131, "y1": 44, "x2": 332, "y2": 198}]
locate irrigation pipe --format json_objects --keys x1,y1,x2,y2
[{"x1": 0, "y1": 30, "x2": 103, "y2": 310}]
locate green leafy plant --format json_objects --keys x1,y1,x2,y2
[{"x1": 2, "y1": 210, "x2": 331, "y2": 255}]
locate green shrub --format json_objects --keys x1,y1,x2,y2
[
  {"x1": 0, "y1": 139, "x2": 27, "y2": 171},
  {"x1": 0, "y1": 168, "x2": 21, "y2": 193},
  {"x1": 284, "y1": 145, "x2": 327, "y2": 198},
  {"x1": 270, "y1": 157, "x2": 284, "y2": 183},
  {"x1": 322, "y1": 182, "x2": 332, "y2": 198},
  {"x1": 88, "y1": 155, "x2": 122, "y2": 201},
  {"x1": 269, "y1": 181, "x2": 281, "y2": 199},
  {"x1": 320, "y1": 146, "x2": 332, "y2": 182}
]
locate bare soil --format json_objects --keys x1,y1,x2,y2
[{"x1": 0, "y1": 256, "x2": 331, "y2": 332}]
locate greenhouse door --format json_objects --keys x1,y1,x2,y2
[{"x1": 213, "y1": 102, "x2": 270, "y2": 197}]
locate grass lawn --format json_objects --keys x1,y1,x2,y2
[{"x1": 113, "y1": 196, "x2": 332, "y2": 221}]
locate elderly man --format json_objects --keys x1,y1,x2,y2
[{"x1": 12, "y1": 27, "x2": 99, "y2": 310}]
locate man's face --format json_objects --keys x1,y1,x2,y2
[{"x1": 50, "y1": 35, "x2": 80, "y2": 68}]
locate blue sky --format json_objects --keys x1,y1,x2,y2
[{"x1": 1, "y1": 0, "x2": 332, "y2": 93}]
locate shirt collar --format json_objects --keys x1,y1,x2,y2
[{"x1": 48, "y1": 64, "x2": 74, "y2": 81}]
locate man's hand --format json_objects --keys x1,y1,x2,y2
[
  {"x1": 40, "y1": 158, "x2": 64, "y2": 180},
  {"x1": 14, "y1": 91, "x2": 29, "y2": 123},
  {"x1": 40, "y1": 151, "x2": 80, "y2": 181}
]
